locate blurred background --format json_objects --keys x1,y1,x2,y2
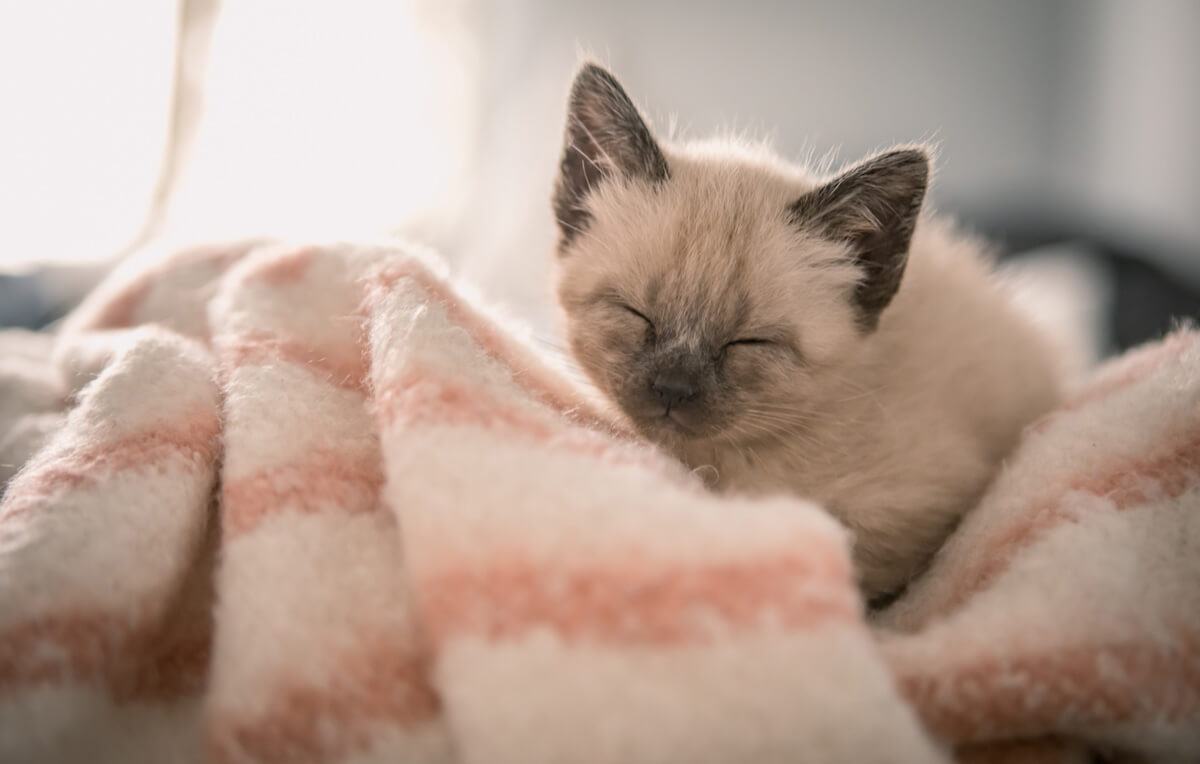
[{"x1": 2, "y1": 0, "x2": 1197, "y2": 362}]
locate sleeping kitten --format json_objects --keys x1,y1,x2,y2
[{"x1": 551, "y1": 64, "x2": 1063, "y2": 602}]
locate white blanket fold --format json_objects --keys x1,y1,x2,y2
[{"x1": 1, "y1": 240, "x2": 1196, "y2": 763}]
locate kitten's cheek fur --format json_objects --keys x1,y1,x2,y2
[{"x1": 566, "y1": 326, "x2": 644, "y2": 416}]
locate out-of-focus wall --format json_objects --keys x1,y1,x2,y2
[
  {"x1": 1052, "y1": 0, "x2": 1200, "y2": 271},
  {"x1": 452, "y1": 0, "x2": 1199, "y2": 333}
]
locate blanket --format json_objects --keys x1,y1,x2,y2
[{"x1": 1, "y1": 239, "x2": 1197, "y2": 763}]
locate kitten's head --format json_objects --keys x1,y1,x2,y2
[{"x1": 553, "y1": 63, "x2": 929, "y2": 447}]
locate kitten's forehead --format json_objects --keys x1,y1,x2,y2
[
  {"x1": 620, "y1": 156, "x2": 815, "y2": 330},
  {"x1": 644, "y1": 254, "x2": 753, "y2": 342}
]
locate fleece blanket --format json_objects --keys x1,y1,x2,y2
[{"x1": 0, "y1": 240, "x2": 1196, "y2": 764}]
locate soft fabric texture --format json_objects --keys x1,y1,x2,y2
[{"x1": 0, "y1": 240, "x2": 1196, "y2": 763}]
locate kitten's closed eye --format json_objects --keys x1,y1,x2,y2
[
  {"x1": 617, "y1": 303, "x2": 657, "y2": 343},
  {"x1": 725, "y1": 338, "x2": 773, "y2": 348},
  {"x1": 721, "y1": 338, "x2": 777, "y2": 358},
  {"x1": 722, "y1": 335, "x2": 804, "y2": 364},
  {"x1": 620, "y1": 304, "x2": 654, "y2": 327},
  {"x1": 716, "y1": 338, "x2": 775, "y2": 364}
]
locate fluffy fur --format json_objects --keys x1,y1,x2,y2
[{"x1": 553, "y1": 63, "x2": 1064, "y2": 599}]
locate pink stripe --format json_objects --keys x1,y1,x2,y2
[
  {"x1": 222, "y1": 448, "x2": 384, "y2": 536},
  {"x1": 222, "y1": 332, "x2": 369, "y2": 394},
  {"x1": 940, "y1": 425, "x2": 1200, "y2": 614},
  {"x1": 891, "y1": 626, "x2": 1200, "y2": 741},
  {"x1": 0, "y1": 536, "x2": 217, "y2": 707},
  {"x1": 208, "y1": 637, "x2": 440, "y2": 763},
  {"x1": 0, "y1": 611, "x2": 211, "y2": 702},
  {"x1": 1, "y1": 412, "x2": 221, "y2": 523},
  {"x1": 420, "y1": 546, "x2": 856, "y2": 646}
]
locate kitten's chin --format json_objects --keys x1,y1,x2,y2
[{"x1": 630, "y1": 408, "x2": 717, "y2": 447}]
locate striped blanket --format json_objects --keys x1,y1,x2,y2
[{"x1": 0, "y1": 240, "x2": 1196, "y2": 763}]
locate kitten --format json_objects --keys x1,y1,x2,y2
[{"x1": 551, "y1": 63, "x2": 1063, "y2": 602}]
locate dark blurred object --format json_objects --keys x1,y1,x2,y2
[
  {"x1": 0, "y1": 275, "x2": 51, "y2": 330},
  {"x1": 959, "y1": 205, "x2": 1200, "y2": 356},
  {"x1": 0, "y1": 264, "x2": 108, "y2": 331},
  {"x1": 1108, "y1": 256, "x2": 1200, "y2": 352}
]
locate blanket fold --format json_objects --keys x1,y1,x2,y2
[{"x1": 1, "y1": 239, "x2": 1196, "y2": 763}]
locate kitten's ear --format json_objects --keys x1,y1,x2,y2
[
  {"x1": 554, "y1": 63, "x2": 669, "y2": 249},
  {"x1": 789, "y1": 149, "x2": 930, "y2": 330}
]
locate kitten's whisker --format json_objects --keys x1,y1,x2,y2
[
  {"x1": 740, "y1": 405, "x2": 817, "y2": 420},
  {"x1": 740, "y1": 409, "x2": 817, "y2": 429},
  {"x1": 554, "y1": 216, "x2": 589, "y2": 236},
  {"x1": 532, "y1": 334, "x2": 570, "y2": 353},
  {"x1": 736, "y1": 412, "x2": 850, "y2": 459}
]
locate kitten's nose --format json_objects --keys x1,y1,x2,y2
[{"x1": 651, "y1": 372, "x2": 698, "y2": 409}]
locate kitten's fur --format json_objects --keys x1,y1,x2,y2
[{"x1": 552, "y1": 64, "x2": 1063, "y2": 600}]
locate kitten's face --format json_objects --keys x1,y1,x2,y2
[
  {"x1": 553, "y1": 65, "x2": 928, "y2": 448},
  {"x1": 556, "y1": 159, "x2": 861, "y2": 446}
]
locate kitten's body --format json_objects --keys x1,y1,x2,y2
[{"x1": 553, "y1": 66, "x2": 1062, "y2": 599}]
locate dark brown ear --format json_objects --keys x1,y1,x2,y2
[
  {"x1": 553, "y1": 63, "x2": 669, "y2": 251},
  {"x1": 788, "y1": 149, "x2": 929, "y2": 330}
]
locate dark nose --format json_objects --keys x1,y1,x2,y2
[{"x1": 651, "y1": 371, "x2": 698, "y2": 409}]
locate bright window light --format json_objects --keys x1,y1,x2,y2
[
  {"x1": 162, "y1": 1, "x2": 475, "y2": 244},
  {"x1": 0, "y1": 1, "x2": 475, "y2": 269},
  {"x1": 0, "y1": 0, "x2": 177, "y2": 268}
]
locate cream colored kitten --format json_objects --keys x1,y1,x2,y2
[{"x1": 552, "y1": 64, "x2": 1063, "y2": 602}]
